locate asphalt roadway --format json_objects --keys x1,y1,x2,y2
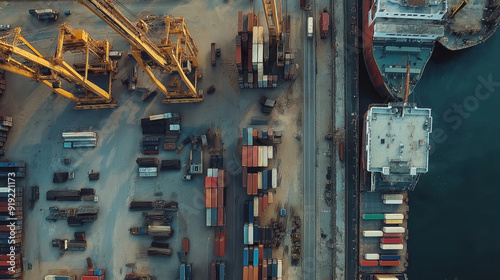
[{"x1": 302, "y1": 7, "x2": 317, "y2": 280}]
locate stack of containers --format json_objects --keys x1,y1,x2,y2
[
  {"x1": 210, "y1": 260, "x2": 225, "y2": 280},
  {"x1": 0, "y1": 185, "x2": 23, "y2": 278},
  {"x1": 81, "y1": 269, "x2": 105, "y2": 280},
  {"x1": 63, "y1": 132, "x2": 97, "y2": 148},
  {"x1": 179, "y1": 263, "x2": 192, "y2": 280},
  {"x1": 205, "y1": 168, "x2": 226, "y2": 227},
  {"x1": 382, "y1": 194, "x2": 404, "y2": 204},
  {"x1": 0, "y1": 69, "x2": 5, "y2": 95},
  {"x1": 214, "y1": 228, "x2": 226, "y2": 257},
  {"x1": 242, "y1": 255, "x2": 283, "y2": 280},
  {"x1": 0, "y1": 116, "x2": 11, "y2": 155},
  {"x1": 257, "y1": 26, "x2": 264, "y2": 88},
  {"x1": 0, "y1": 162, "x2": 26, "y2": 178},
  {"x1": 142, "y1": 136, "x2": 160, "y2": 155}
]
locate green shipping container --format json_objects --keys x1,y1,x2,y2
[{"x1": 363, "y1": 214, "x2": 384, "y2": 220}]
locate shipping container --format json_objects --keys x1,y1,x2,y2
[
  {"x1": 211, "y1": 188, "x2": 217, "y2": 208},
  {"x1": 244, "y1": 247, "x2": 249, "y2": 266},
  {"x1": 248, "y1": 144, "x2": 253, "y2": 166},
  {"x1": 253, "y1": 196, "x2": 259, "y2": 217},
  {"x1": 380, "y1": 243, "x2": 404, "y2": 250},
  {"x1": 205, "y1": 188, "x2": 211, "y2": 208},
  {"x1": 218, "y1": 188, "x2": 224, "y2": 207},
  {"x1": 179, "y1": 264, "x2": 186, "y2": 280},
  {"x1": 263, "y1": 194, "x2": 268, "y2": 211},
  {"x1": 258, "y1": 26, "x2": 264, "y2": 44},
  {"x1": 257, "y1": 172, "x2": 262, "y2": 190},
  {"x1": 384, "y1": 219, "x2": 403, "y2": 224},
  {"x1": 382, "y1": 227, "x2": 405, "y2": 233},
  {"x1": 362, "y1": 230, "x2": 383, "y2": 237},
  {"x1": 236, "y1": 45, "x2": 242, "y2": 68},
  {"x1": 258, "y1": 244, "x2": 264, "y2": 263},
  {"x1": 243, "y1": 266, "x2": 249, "y2": 280},
  {"x1": 212, "y1": 208, "x2": 217, "y2": 226},
  {"x1": 320, "y1": 12, "x2": 329, "y2": 39},
  {"x1": 182, "y1": 237, "x2": 189, "y2": 253},
  {"x1": 208, "y1": 168, "x2": 213, "y2": 177},
  {"x1": 252, "y1": 27, "x2": 258, "y2": 44},
  {"x1": 374, "y1": 276, "x2": 398, "y2": 280},
  {"x1": 383, "y1": 232, "x2": 403, "y2": 237},
  {"x1": 364, "y1": 253, "x2": 380, "y2": 260},
  {"x1": 272, "y1": 168, "x2": 277, "y2": 188},
  {"x1": 307, "y1": 17, "x2": 313, "y2": 37},
  {"x1": 360, "y1": 260, "x2": 378, "y2": 266},
  {"x1": 253, "y1": 146, "x2": 258, "y2": 167},
  {"x1": 384, "y1": 213, "x2": 404, "y2": 220},
  {"x1": 244, "y1": 224, "x2": 249, "y2": 244},
  {"x1": 268, "y1": 192, "x2": 274, "y2": 204},
  {"x1": 381, "y1": 238, "x2": 403, "y2": 244},
  {"x1": 248, "y1": 128, "x2": 253, "y2": 146},
  {"x1": 248, "y1": 13, "x2": 254, "y2": 32},
  {"x1": 248, "y1": 265, "x2": 254, "y2": 280},
  {"x1": 249, "y1": 223, "x2": 254, "y2": 244},
  {"x1": 243, "y1": 167, "x2": 248, "y2": 189},
  {"x1": 380, "y1": 255, "x2": 401, "y2": 261},
  {"x1": 217, "y1": 206, "x2": 224, "y2": 226},
  {"x1": 247, "y1": 174, "x2": 253, "y2": 195},
  {"x1": 268, "y1": 146, "x2": 273, "y2": 159},
  {"x1": 242, "y1": 146, "x2": 248, "y2": 167},
  {"x1": 277, "y1": 259, "x2": 282, "y2": 277},
  {"x1": 383, "y1": 199, "x2": 403, "y2": 205},
  {"x1": 249, "y1": 202, "x2": 254, "y2": 223},
  {"x1": 253, "y1": 173, "x2": 258, "y2": 195},
  {"x1": 258, "y1": 196, "x2": 263, "y2": 217},
  {"x1": 206, "y1": 208, "x2": 212, "y2": 227},
  {"x1": 262, "y1": 261, "x2": 267, "y2": 280},
  {"x1": 253, "y1": 247, "x2": 259, "y2": 266},
  {"x1": 263, "y1": 170, "x2": 268, "y2": 190},
  {"x1": 379, "y1": 260, "x2": 401, "y2": 266},
  {"x1": 219, "y1": 234, "x2": 226, "y2": 256},
  {"x1": 363, "y1": 214, "x2": 384, "y2": 220},
  {"x1": 382, "y1": 194, "x2": 404, "y2": 200},
  {"x1": 253, "y1": 266, "x2": 258, "y2": 280}
]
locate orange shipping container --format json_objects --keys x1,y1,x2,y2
[
  {"x1": 247, "y1": 13, "x2": 254, "y2": 32},
  {"x1": 242, "y1": 146, "x2": 248, "y2": 167},
  {"x1": 253, "y1": 266, "x2": 258, "y2": 280},
  {"x1": 252, "y1": 129, "x2": 258, "y2": 137},
  {"x1": 182, "y1": 237, "x2": 189, "y2": 254},
  {"x1": 217, "y1": 188, "x2": 224, "y2": 207},
  {"x1": 243, "y1": 266, "x2": 249, "y2": 280},
  {"x1": 263, "y1": 194, "x2": 268, "y2": 211},
  {"x1": 268, "y1": 192, "x2": 274, "y2": 204},
  {"x1": 205, "y1": 177, "x2": 211, "y2": 188},
  {"x1": 243, "y1": 167, "x2": 248, "y2": 189},
  {"x1": 205, "y1": 188, "x2": 211, "y2": 208},
  {"x1": 248, "y1": 145, "x2": 253, "y2": 167},
  {"x1": 253, "y1": 173, "x2": 258, "y2": 195},
  {"x1": 219, "y1": 235, "x2": 226, "y2": 256},
  {"x1": 218, "y1": 170, "x2": 225, "y2": 188},
  {"x1": 247, "y1": 174, "x2": 253, "y2": 195},
  {"x1": 217, "y1": 206, "x2": 224, "y2": 226},
  {"x1": 249, "y1": 265, "x2": 253, "y2": 280},
  {"x1": 211, "y1": 188, "x2": 217, "y2": 207},
  {"x1": 258, "y1": 244, "x2": 264, "y2": 264},
  {"x1": 252, "y1": 146, "x2": 258, "y2": 167}
]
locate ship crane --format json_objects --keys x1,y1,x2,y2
[
  {"x1": 0, "y1": 26, "x2": 118, "y2": 109},
  {"x1": 78, "y1": 0, "x2": 203, "y2": 103},
  {"x1": 449, "y1": 0, "x2": 468, "y2": 19},
  {"x1": 262, "y1": 0, "x2": 285, "y2": 66}
]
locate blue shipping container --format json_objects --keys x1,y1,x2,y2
[
  {"x1": 206, "y1": 208, "x2": 212, "y2": 227},
  {"x1": 273, "y1": 261, "x2": 277, "y2": 277},
  {"x1": 243, "y1": 128, "x2": 248, "y2": 146},
  {"x1": 179, "y1": 264, "x2": 186, "y2": 280},
  {"x1": 254, "y1": 226, "x2": 258, "y2": 243},
  {"x1": 263, "y1": 170, "x2": 267, "y2": 190},
  {"x1": 219, "y1": 262, "x2": 225, "y2": 280},
  {"x1": 380, "y1": 255, "x2": 401, "y2": 261},
  {"x1": 244, "y1": 224, "x2": 249, "y2": 245},
  {"x1": 249, "y1": 202, "x2": 254, "y2": 223},
  {"x1": 253, "y1": 248, "x2": 259, "y2": 266},
  {"x1": 243, "y1": 247, "x2": 249, "y2": 266},
  {"x1": 211, "y1": 208, "x2": 217, "y2": 226},
  {"x1": 186, "y1": 264, "x2": 192, "y2": 280},
  {"x1": 247, "y1": 128, "x2": 253, "y2": 146}
]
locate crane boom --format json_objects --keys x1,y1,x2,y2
[
  {"x1": 262, "y1": 0, "x2": 282, "y2": 40},
  {"x1": 78, "y1": 0, "x2": 202, "y2": 103},
  {"x1": 0, "y1": 27, "x2": 117, "y2": 109}
]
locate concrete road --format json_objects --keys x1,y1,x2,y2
[{"x1": 302, "y1": 10, "x2": 317, "y2": 280}]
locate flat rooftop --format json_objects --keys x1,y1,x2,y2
[
  {"x1": 365, "y1": 103, "x2": 432, "y2": 175},
  {"x1": 377, "y1": 0, "x2": 447, "y2": 14}
]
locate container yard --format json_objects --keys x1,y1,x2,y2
[{"x1": 0, "y1": 0, "x2": 384, "y2": 279}]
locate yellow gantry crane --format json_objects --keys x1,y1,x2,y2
[
  {"x1": 449, "y1": 0, "x2": 468, "y2": 19},
  {"x1": 262, "y1": 0, "x2": 285, "y2": 66},
  {"x1": 78, "y1": 0, "x2": 203, "y2": 103},
  {"x1": 0, "y1": 25, "x2": 117, "y2": 109}
]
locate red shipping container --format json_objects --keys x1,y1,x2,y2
[
  {"x1": 248, "y1": 145, "x2": 253, "y2": 167},
  {"x1": 217, "y1": 188, "x2": 224, "y2": 207},
  {"x1": 247, "y1": 174, "x2": 253, "y2": 195},
  {"x1": 217, "y1": 206, "x2": 224, "y2": 226},
  {"x1": 252, "y1": 146, "x2": 258, "y2": 167},
  {"x1": 205, "y1": 177, "x2": 211, "y2": 188},
  {"x1": 258, "y1": 244, "x2": 264, "y2": 264},
  {"x1": 248, "y1": 13, "x2": 254, "y2": 32},
  {"x1": 218, "y1": 170, "x2": 225, "y2": 188},
  {"x1": 211, "y1": 177, "x2": 217, "y2": 188},
  {"x1": 383, "y1": 232, "x2": 403, "y2": 237},
  {"x1": 242, "y1": 146, "x2": 248, "y2": 167},
  {"x1": 238, "y1": 11, "x2": 243, "y2": 33},
  {"x1": 81, "y1": 276, "x2": 100, "y2": 280},
  {"x1": 253, "y1": 173, "x2": 258, "y2": 195},
  {"x1": 211, "y1": 260, "x2": 217, "y2": 280},
  {"x1": 211, "y1": 188, "x2": 217, "y2": 207},
  {"x1": 205, "y1": 188, "x2": 211, "y2": 208},
  {"x1": 243, "y1": 167, "x2": 248, "y2": 189},
  {"x1": 382, "y1": 238, "x2": 403, "y2": 244},
  {"x1": 219, "y1": 235, "x2": 226, "y2": 256},
  {"x1": 214, "y1": 236, "x2": 220, "y2": 256},
  {"x1": 360, "y1": 260, "x2": 378, "y2": 266},
  {"x1": 182, "y1": 237, "x2": 189, "y2": 254},
  {"x1": 236, "y1": 45, "x2": 242, "y2": 66},
  {"x1": 379, "y1": 260, "x2": 401, "y2": 266},
  {"x1": 258, "y1": 196, "x2": 263, "y2": 217},
  {"x1": 0, "y1": 255, "x2": 19, "y2": 261},
  {"x1": 263, "y1": 194, "x2": 268, "y2": 211}
]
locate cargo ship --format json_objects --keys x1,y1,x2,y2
[
  {"x1": 362, "y1": 0, "x2": 446, "y2": 100},
  {"x1": 438, "y1": 0, "x2": 500, "y2": 50},
  {"x1": 358, "y1": 103, "x2": 432, "y2": 279}
]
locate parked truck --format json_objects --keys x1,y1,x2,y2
[
  {"x1": 29, "y1": 9, "x2": 59, "y2": 22},
  {"x1": 46, "y1": 206, "x2": 99, "y2": 225},
  {"x1": 320, "y1": 11, "x2": 329, "y2": 39},
  {"x1": 52, "y1": 232, "x2": 87, "y2": 251}
]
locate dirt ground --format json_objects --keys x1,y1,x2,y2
[{"x1": 0, "y1": 0, "x2": 336, "y2": 279}]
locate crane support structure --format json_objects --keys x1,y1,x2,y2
[
  {"x1": 262, "y1": 0, "x2": 282, "y2": 43},
  {"x1": 0, "y1": 27, "x2": 117, "y2": 109},
  {"x1": 78, "y1": 0, "x2": 203, "y2": 103}
]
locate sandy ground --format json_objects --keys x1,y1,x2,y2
[{"x1": 0, "y1": 0, "x2": 337, "y2": 279}]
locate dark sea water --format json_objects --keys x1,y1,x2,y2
[
  {"x1": 407, "y1": 30, "x2": 500, "y2": 280},
  {"x1": 359, "y1": 29, "x2": 500, "y2": 280}
]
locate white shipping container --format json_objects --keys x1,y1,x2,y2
[
  {"x1": 169, "y1": 124, "x2": 180, "y2": 131},
  {"x1": 383, "y1": 199, "x2": 403, "y2": 205},
  {"x1": 375, "y1": 275, "x2": 399, "y2": 280},
  {"x1": 364, "y1": 253, "x2": 380, "y2": 260},
  {"x1": 0, "y1": 187, "x2": 9, "y2": 193},
  {"x1": 258, "y1": 146, "x2": 263, "y2": 167},
  {"x1": 206, "y1": 208, "x2": 212, "y2": 227},
  {"x1": 262, "y1": 147, "x2": 268, "y2": 167},
  {"x1": 213, "y1": 169, "x2": 218, "y2": 178},
  {"x1": 62, "y1": 132, "x2": 96, "y2": 138},
  {"x1": 139, "y1": 167, "x2": 157, "y2": 172},
  {"x1": 253, "y1": 196, "x2": 259, "y2": 217},
  {"x1": 63, "y1": 138, "x2": 97, "y2": 142},
  {"x1": 248, "y1": 223, "x2": 254, "y2": 244},
  {"x1": 277, "y1": 260, "x2": 282, "y2": 277},
  {"x1": 258, "y1": 172, "x2": 262, "y2": 190},
  {"x1": 382, "y1": 226, "x2": 405, "y2": 233},
  {"x1": 252, "y1": 43, "x2": 258, "y2": 65},
  {"x1": 258, "y1": 26, "x2": 264, "y2": 44},
  {"x1": 380, "y1": 243, "x2": 403, "y2": 250},
  {"x1": 139, "y1": 172, "x2": 157, "y2": 177},
  {"x1": 362, "y1": 230, "x2": 383, "y2": 237},
  {"x1": 207, "y1": 168, "x2": 213, "y2": 177},
  {"x1": 384, "y1": 213, "x2": 404, "y2": 220},
  {"x1": 164, "y1": 113, "x2": 173, "y2": 118},
  {"x1": 383, "y1": 194, "x2": 404, "y2": 200},
  {"x1": 253, "y1": 26, "x2": 258, "y2": 44},
  {"x1": 272, "y1": 168, "x2": 277, "y2": 188},
  {"x1": 267, "y1": 146, "x2": 273, "y2": 159}
]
